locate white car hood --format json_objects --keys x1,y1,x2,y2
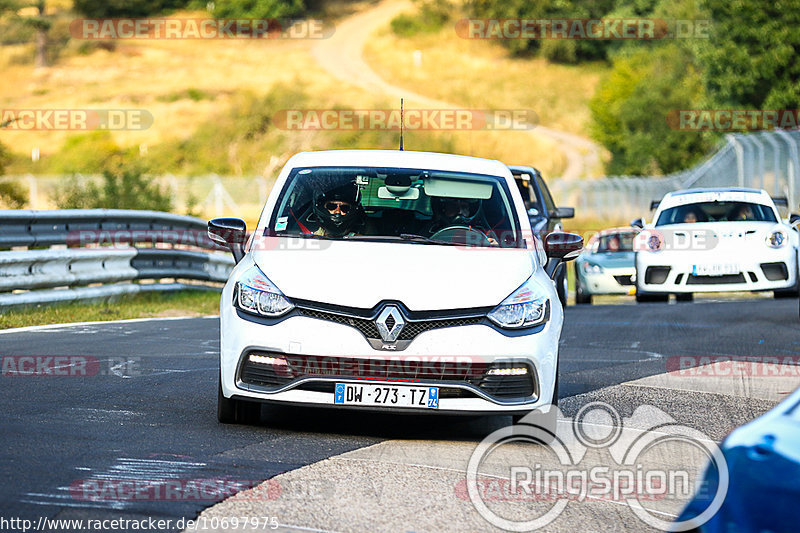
[{"x1": 250, "y1": 239, "x2": 535, "y2": 310}]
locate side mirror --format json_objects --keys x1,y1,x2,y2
[
  {"x1": 790, "y1": 213, "x2": 800, "y2": 226},
  {"x1": 208, "y1": 217, "x2": 247, "y2": 264},
  {"x1": 527, "y1": 207, "x2": 540, "y2": 217},
  {"x1": 544, "y1": 232, "x2": 583, "y2": 279},
  {"x1": 553, "y1": 206, "x2": 575, "y2": 219},
  {"x1": 631, "y1": 218, "x2": 644, "y2": 229}
]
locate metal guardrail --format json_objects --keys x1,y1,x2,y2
[
  {"x1": 0, "y1": 209, "x2": 234, "y2": 308},
  {"x1": 549, "y1": 129, "x2": 800, "y2": 220}
]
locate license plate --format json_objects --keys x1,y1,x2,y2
[
  {"x1": 334, "y1": 383, "x2": 439, "y2": 409},
  {"x1": 692, "y1": 264, "x2": 740, "y2": 276}
]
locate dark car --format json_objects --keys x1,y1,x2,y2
[{"x1": 508, "y1": 165, "x2": 575, "y2": 306}]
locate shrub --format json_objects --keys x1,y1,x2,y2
[{"x1": 52, "y1": 165, "x2": 173, "y2": 211}]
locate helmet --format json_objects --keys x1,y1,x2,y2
[
  {"x1": 313, "y1": 182, "x2": 364, "y2": 236},
  {"x1": 430, "y1": 197, "x2": 481, "y2": 227}
]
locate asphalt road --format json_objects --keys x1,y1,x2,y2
[{"x1": 0, "y1": 298, "x2": 797, "y2": 531}]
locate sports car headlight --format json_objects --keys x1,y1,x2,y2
[
  {"x1": 766, "y1": 229, "x2": 787, "y2": 248},
  {"x1": 234, "y1": 265, "x2": 294, "y2": 317},
  {"x1": 487, "y1": 276, "x2": 549, "y2": 329},
  {"x1": 582, "y1": 262, "x2": 603, "y2": 274}
]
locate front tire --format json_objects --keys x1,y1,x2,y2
[
  {"x1": 635, "y1": 289, "x2": 669, "y2": 303},
  {"x1": 218, "y1": 377, "x2": 261, "y2": 424},
  {"x1": 574, "y1": 265, "x2": 592, "y2": 304},
  {"x1": 512, "y1": 366, "x2": 559, "y2": 444}
]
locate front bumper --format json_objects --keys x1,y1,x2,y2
[
  {"x1": 220, "y1": 298, "x2": 560, "y2": 415},
  {"x1": 635, "y1": 248, "x2": 797, "y2": 294},
  {"x1": 580, "y1": 267, "x2": 636, "y2": 296}
]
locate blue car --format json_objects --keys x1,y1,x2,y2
[{"x1": 676, "y1": 386, "x2": 800, "y2": 532}]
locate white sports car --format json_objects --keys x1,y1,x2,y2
[
  {"x1": 208, "y1": 150, "x2": 582, "y2": 425},
  {"x1": 633, "y1": 187, "x2": 799, "y2": 302}
]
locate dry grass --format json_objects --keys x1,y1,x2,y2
[
  {"x1": 1, "y1": 2, "x2": 608, "y2": 201},
  {"x1": 362, "y1": 14, "x2": 609, "y2": 138}
]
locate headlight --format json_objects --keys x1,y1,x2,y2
[
  {"x1": 487, "y1": 275, "x2": 549, "y2": 329},
  {"x1": 766, "y1": 229, "x2": 787, "y2": 248},
  {"x1": 582, "y1": 262, "x2": 603, "y2": 274},
  {"x1": 234, "y1": 265, "x2": 294, "y2": 317}
]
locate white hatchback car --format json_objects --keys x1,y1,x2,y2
[
  {"x1": 208, "y1": 150, "x2": 582, "y2": 426},
  {"x1": 634, "y1": 188, "x2": 799, "y2": 302}
]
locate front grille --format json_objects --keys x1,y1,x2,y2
[
  {"x1": 686, "y1": 274, "x2": 746, "y2": 285},
  {"x1": 296, "y1": 308, "x2": 482, "y2": 342},
  {"x1": 397, "y1": 317, "x2": 482, "y2": 340},
  {"x1": 613, "y1": 275, "x2": 634, "y2": 286},
  {"x1": 239, "y1": 352, "x2": 536, "y2": 399},
  {"x1": 298, "y1": 308, "x2": 381, "y2": 338}
]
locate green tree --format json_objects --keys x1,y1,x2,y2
[
  {"x1": 208, "y1": 0, "x2": 306, "y2": 19},
  {"x1": 590, "y1": 45, "x2": 711, "y2": 175},
  {"x1": 72, "y1": 0, "x2": 190, "y2": 18},
  {"x1": 53, "y1": 166, "x2": 173, "y2": 211},
  {"x1": 695, "y1": 0, "x2": 800, "y2": 109},
  {"x1": 1, "y1": 0, "x2": 50, "y2": 66}
]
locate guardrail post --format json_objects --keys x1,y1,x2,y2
[
  {"x1": 775, "y1": 129, "x2": 800, "y2": 211},
  {"x1": 727, "y1": 134, "x2": 745, "y2": 188}
]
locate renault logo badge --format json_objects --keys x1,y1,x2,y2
[{"x1": 376, "y1": 306, "x2": 405, "y2": 343}]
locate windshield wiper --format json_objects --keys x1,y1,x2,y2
[{"x1": 339, "y1": 234, "x2": 461, "y2": 246}]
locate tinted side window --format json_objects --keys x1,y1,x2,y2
[{"x1": 535, "y1": 175, "x2": 556, "y2": 213}]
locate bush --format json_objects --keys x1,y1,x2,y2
[
  {"x1": 0, "y1": 180, "x2": 28, "y2": 209},
  {"x1": 391, "y1": 0, "x2": 453, "y2": 37},
  {"x1": 52, "y1": 166, "x2": 173, "y2": 211},
  {"x1": 202, "y1": 0, "x2": 306, "y2": 19},
  {"x1": 48, "y1": 131, "x2": 124, "y2": 174},
  {"x1": 72, "y1": 0, "x2": 191, "y2": 18}
]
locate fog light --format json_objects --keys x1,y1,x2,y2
[
  {"x1": 249, "y1": 354, "x2": 287, "y2": 366},
  {"x1": 487, "y1": 367, "x2": 529, "y2": 376}
]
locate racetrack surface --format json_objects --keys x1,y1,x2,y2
[{"x1": 1, "y1": 298, "x2": 797, "y2": 531}]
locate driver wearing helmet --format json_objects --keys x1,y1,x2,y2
[
  {"x1": 428, "y1": 196, "x2": 498, "y2": 245},
  {"x1": 313, "y1": 182, "x2": 365, "y2": 237}
]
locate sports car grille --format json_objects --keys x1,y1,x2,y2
[
  {"x1": 296, "y1": 308, "x2": 483, "y2": 341},
  {"x1": 239, "y1": 352, "x2": 536, "y2": 400},
  {"x1": 686, "y1": 274, "x2": 746, "y2": 285}
]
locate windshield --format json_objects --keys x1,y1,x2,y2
[
  {"x1": 656, "y1": 201, "x2": 777, "y2": 226},
  {"x1": 595, "y1": 232, "x2": 636, "y2": 252},
  {"x1": 267, "y1": 166, "x2": 521, "y2": 247}
]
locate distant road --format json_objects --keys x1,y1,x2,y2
[{"x1": 312, "y1": 0, "x2": 605, "y2": 179}]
